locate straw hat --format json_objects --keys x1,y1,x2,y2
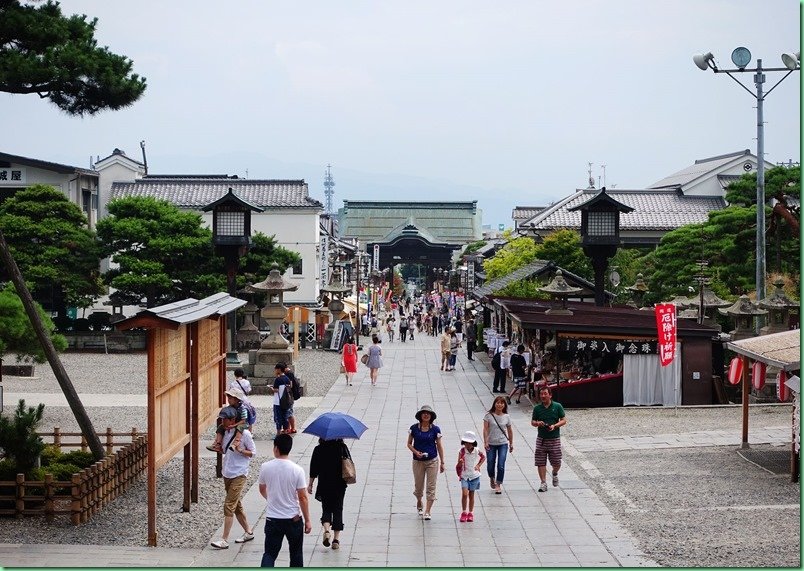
[
  {"x1": 225, "y1": 387, "x2": 245, "y2": 402},
  {"x1": 415, "y1": 405, "x2": 437, "y2": 422}
]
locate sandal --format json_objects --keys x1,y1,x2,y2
[
  {"x1": 416, "y1": 503, "x2": 423, "y2": 515},
  {"x1": 323, "y1": 530, "x2": 331, "y2": 547},
  {"x1": 205, "y1": 443, "x2": 222, "y2": 452},
  {"x1": 331, "y1": 539, "x2": 340, "y2": 550}
]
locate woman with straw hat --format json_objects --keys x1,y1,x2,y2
[{"x1": 405, "y1": 405, "x2": 445, "y2": 520}]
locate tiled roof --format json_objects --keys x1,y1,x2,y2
[
  {"x1": 110, "y1": 178, "x2": 323, "y2": 209},
  {"x1": 523, "y1": 189, "x2": 726, "y2": 232},
  {"x1": 648, "y1": 149, "x2": 754, "y2": 189},
  {"x1": 0, "y1": 151, "x2": 98, "y2": 176},
  {"x1": 512, "y1": 206, "x2": 546, "y2": 220},
  {"x1": 471, "y1": 260, "x2": 610, "y2": 301}
]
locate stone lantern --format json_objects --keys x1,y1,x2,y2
[
  {"x1": 625, "y1": 273, "x2": 649, "y2": 308},
  {"x1": 718, "y1": 294, "x2": 767, "y2": 341},
  {"x1": 758, "y1": 278, "x2": 798, "y2": 335},
  {"x1": 696, "y1": 286, "x2": 732, "y2": 330},
  {"x1": 320, "y1": 266, "x2": 352, "y2": 325},
  {"x1": 235, "y1": 288, "x2": 261, "y2": 351},
  {"x1": 539, "y1": 270, "x2": 583, "y2": 315},
  {"x1": 247, "y1": 263, "x2": 299, "y2": 377}
]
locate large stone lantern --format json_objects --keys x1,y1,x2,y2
[
  {"x1": 247, "y1": 263, "x2": 299, "y2": 376},
  {"x1": 539, "y1": 270, "x2": 583, "y2": 315},
  {"x1": 758, "y1": 278, "x2": 798, "y2": 335},
  {"x1": 625, "y1": 273, "x2": 649, "y2": 308},
  {"x1": 320, "y1": 267, "x2": 352, "y2": 324},
  {"x1": 718, "y1": 294, "x2": 767, "y2": 341}
]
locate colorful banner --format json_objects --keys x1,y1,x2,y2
[{"x1": 655, "y1": 303, "x2": 677, "y2": 367}]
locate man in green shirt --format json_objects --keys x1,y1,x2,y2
[{"x1": 530, "y1": 386, "x2": 566, "y2": 492}]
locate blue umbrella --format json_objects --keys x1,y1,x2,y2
[{"x1": 302, "y1": 412, "x2": 369, "y2": 440}]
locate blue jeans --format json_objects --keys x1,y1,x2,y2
[
  {"x1": 261, "y1": 517, "x2": 304, "y2": 567},
  {"x1": 486, "y1": 443, "x2": 509, "y2": 484},
  {"x1": 273, "y1": 405, "x2": 290, "y2": 432}
]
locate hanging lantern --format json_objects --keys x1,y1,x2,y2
[
  {"x1": 751, "y1": 361, "x2": 767, "y2": 390},
  {"x1": 777, "y1": 370, "x2": 789, "y2": 401},
  {"x1": 727, "y1": 357, "x2": 744, "y2": 385}
]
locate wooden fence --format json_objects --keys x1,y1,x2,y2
[{"x1": 0, "y1": 429, "x2": 147, "y2": 523}]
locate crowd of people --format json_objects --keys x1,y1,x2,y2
[{"x1": 206, "y1": 291, "x2": 567, "y2": 567}]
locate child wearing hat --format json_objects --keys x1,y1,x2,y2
[
  {"x1": 206, "y1": 388, "x2": 248, "y2": 453},
  {"x1": 456, "y1": 430, "x2": 485, "y2": 522}
]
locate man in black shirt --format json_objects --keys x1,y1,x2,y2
[{"x1": 506, "y1": 344, "x2": 529, "y2": 404}]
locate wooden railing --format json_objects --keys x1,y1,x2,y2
[
  {"x1": 0, "y1": 429, "x2": 147, "y2": 523},
  {"x1": 40, "y1": 426, "x2": 142, "y2": 455}
]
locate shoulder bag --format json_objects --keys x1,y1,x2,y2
[
  {"x1": 342, "y1": 443, "x2": 357, "y2": 484},
  {"x1": 490, "y1": 413, "x2": 510, "y2": 442}
]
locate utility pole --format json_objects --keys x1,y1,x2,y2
[{"x1": 0, "y1": 229, "x2": 104, "y2": 459}]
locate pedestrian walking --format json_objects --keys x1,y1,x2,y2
[
  {"x1": 456, "y1": 430, "x2": 485, "y2": 523},
  {"x1": 206, "y1": 388, "x2": 249, "y2": 452},
  {"x1": 439, "y1": 329, "x2": 451, "y2": 371},
  {"x1": 448, "y1": 329, "x2": 460, "y2": 371},
  {"x1": 258, "y1": 433, "x2": 312, "y2": 567},
  {"x1": 365, "y1": 335, "x2": 383, "y2": 386},
  {"x1": 307, "y1": 438, "x2": 349, "y2": 550},
  {"x1": 482, "y1": 396, "x2": 513, "y2": 494},
  {"x1": 386, "y1": 317, "x2": 395, "y2": 342},
  {"x1": 210, "y1": 426, "x2": 256, "y2": 549},
  {"x1": 283, "y1": 364, "x2": 300, "y2": 434},
  {"x1": 530, "y1": 386, "x2": 567, "y2": 492},
  {"x1": 465, "y1": 318, "x2": 476, "y2": 361},
  {"x1": 399, "y1": 315, "x2": 409, "y2": 342},
  {"x1": 268, "y1": 364, "x2": 292, "y2": 435},
  {"x1": 507, "y1": 344, "x2": 529, "y2": 404},
  {"x1": 341, "y1": 335, "x2": 358, "y2": 386},
  {"x1": 453, "y1": 316, "x2": 463, "y2": 344},
  {"x1": 492, "y1": 341, "x2": 511, "y2": 393},
  {"x1": 406, "y1": 405, "x2": 445, "y2": 520}
]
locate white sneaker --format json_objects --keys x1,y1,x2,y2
[
  {"x1": 210, "y1": 539, "x2": 229, "y2": 549},
  {"x1": 552, "y1": 472, "x2": 559, "y2": 487},
  {"x1": 538, "y1": 482, "x2": 548, "y2": 492},
  {"x1": 235, "y1": 531, "x2": 254, "y2": 543}
]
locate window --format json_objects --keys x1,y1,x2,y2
[
  {"x1": 587, "y1": 211, "x2": 616, "y2": 237},
  {"x1": 292, "y1": 259, "x2": 303, "y2": 275}
]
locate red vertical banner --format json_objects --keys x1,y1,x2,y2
[{"x1": 655, "y1": 303, "x2": 677, "y2": 367}]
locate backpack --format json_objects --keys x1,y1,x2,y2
[
  {"x1": 279, "y1": 382, "x2": 294, "y2": 410},
  {"x1": 241, "y1": 400, "x2": 257, "y2": 426},
  {"x1": 491, "y1": 350, "x2": 502, "y2": 370},
  {"x1": 285, "y1": 370, "x2": 302, "y2": 400}
]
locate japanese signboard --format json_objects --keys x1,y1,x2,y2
[
  {"x1": 561, "y1": 337, "x2": 657, "y2": 355},
  {"x1": 0, "y1": 167, "x2": 25, "y2": 185},
  {"x1": 320, "y1": 233, "x2": 329, "y2": 287},
  {"x1": 654, "y1": 303, "x2": 677, "y2": 366},
  {"x1": 372, "y1": 244, "x2": 379, "y2": 271}
]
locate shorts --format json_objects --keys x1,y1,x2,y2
[
  {"x1": 460, "y1": 476, "x2": 481, "y2": 491},
  {"x1": 534, "y1": 436, "x2": 562, "y2": 467},
  {"x1": 513, "y1": 376, "x2": 527, "y2": 389}
]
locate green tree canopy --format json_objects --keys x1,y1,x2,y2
[
  {"x1": 0, "y1": 184, "x2": 104, "y2": 313},
  {"x1": 483, "y1": 234, "x2": 538, "y2": 281},
  {"x1": 0, "y1": 283, "x2": 67, "y2": 363},
  {"x1": 0, "y1": 0, "x2": 146, "y2": 115},
  {"x1": 725, "y1": 165, "x2": 800, "y2": 206}
]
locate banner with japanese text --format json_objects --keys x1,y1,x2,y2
[{"x1": 655, "y1": 303, "x2": 677, "y2": 367}]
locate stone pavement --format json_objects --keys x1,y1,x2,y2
[{"x1": 2, "y1": 332, "x2": 661, "y2": 568}]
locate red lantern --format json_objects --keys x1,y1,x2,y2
[
  {"x1": 777, "y1": 370, "x2": 789, "y2": 401},
  {"x1": 751, "y1": 361, "x2": 766, "y2": 390},
  {"x1": 727, "y1": 357, "x2": 744, "y2": 385}
]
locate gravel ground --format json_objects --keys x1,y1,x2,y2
[{"x1": 0, "y1": 349, "x2": 342, "y2": 549}]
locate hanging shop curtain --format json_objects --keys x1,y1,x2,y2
[{"x1": 622, "y1": 344, "x2": 681, "y2": 406}]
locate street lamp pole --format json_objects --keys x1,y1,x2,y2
[{"x1": 693, "y1": 48, "x2": 800, "y2": 306}]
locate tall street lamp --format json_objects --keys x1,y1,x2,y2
[
  {"x1": 692, "y1": 47, "x2": 800, "y2": 307},
  {"x1": 204, "y1": 188, "x2": 263, "y2": 365}
]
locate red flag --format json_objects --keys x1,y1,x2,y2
[{"x1": 654, "y1": 303, "x2": 677, "y2": 367}]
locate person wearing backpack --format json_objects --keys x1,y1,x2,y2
[
  {"x1": 229, "y1": 369, "x2": 256, "y2": 431},
  {"x1": 492, "y1": 341, "x2": 511, "y2": 393},
  {"x1": 269, "y1": 363, "x2": 293, "y2": 435},
  {"x1": 283, "y1": 364, "x2": 301, "y2": 434},
  {"x1": 399, "y1": 316, "x2": 409, "y2": 342}
]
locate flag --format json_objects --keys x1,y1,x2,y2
[{"x1": 654, "y1": 303, "x2": 677, "y2": 367}]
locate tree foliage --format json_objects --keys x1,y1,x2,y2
[
  {"x1": 0, "y1": 399, "x2": 46, "y2": 475},
  {"x1": 725, "y1": 165, "x2": 800, "y2": 206},
  {"x1": 535, "y1": 229, "x2": 592, "y2": 280},
  {"x1": 96, "y1": 197, "x2": 302, "y2": 307},
  {"x1": 0, "y1": 0, "x2": 146, "y2": 115},
  {"x1": 483, "y1": 235, "x2": 538, "y2": 281},
  {"x1": 0, "y1": 283, "x2": 67, "y2": 362},
  {"x1": 0, "y1": 184, "x2": 104, "y2": 312}
]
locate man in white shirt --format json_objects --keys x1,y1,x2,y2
[
  {"x1": 210, "y1": 427, "x2": 256, "y2": 549},
  {"x1": 258, "y1": 433, "x2": 312, "y2": 567}
]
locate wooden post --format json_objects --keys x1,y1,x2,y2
[
  {"x1": 44, "y1": 473, "x2": 54, "y2": 522},
  {"x1": 131, "y1": 427, "x2": 138, "y2": 443},
  {"x1": 293, "y1": 306, "x2": 300, "y2": 361},
  {"x1": 15, "y1": 474, "x2": 24, "y2": 518},
  {"x1": 54, "y1": 426, "x2": 61, "y2": 450},
  {"x1": 71, "y1": 474, "x2": 81, "y2": 525},
  {"x1": 741, "y1": 356, "x2": 750, "y2": 449},
  {"x1": 106, "y1": 427, "x2": 114, "y2": 456},
  {"x1": 80, "y1": 435, "x2": 88, "y2": 453},
  {"x1": 189, "y1": 322, "x2": 198, "y2": 505},
  {"x1": 147, "y1": 331, "x2": 157, "y2": 546}
]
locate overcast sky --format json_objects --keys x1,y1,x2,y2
[{"x1": 5, "y1": 0, "x2": 800, "y2": 227}]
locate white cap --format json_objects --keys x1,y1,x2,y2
[{"x1": 461, "y1": 430, "x2": 478, "y2": 443}]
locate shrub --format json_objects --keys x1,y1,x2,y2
[
  {"x1": 0, "y1": 400, "x2": 45, "y2": 475},
  {"x1": 40, "y1": 444, "x2": 62, "y2": 467},
  {"x1": 60, "y1": 450, "x2": 95, "y2": 469},
  {"x1": 0, "y1": 459, "x2": 19, "y2": 482},
  {"x1": 31, "y1": 462, "x2": 81, "y2": 482}
]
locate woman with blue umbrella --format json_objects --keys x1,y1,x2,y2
[{"x1": 303, "y1": 412, "x2": 367, "y2": 550}]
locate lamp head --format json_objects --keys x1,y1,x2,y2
[
  {"x1": 693, "y1": 52, "x2": 715, "y2": 71},
  {"x1": 781, "y1": 51, "x2": 800, "y2": 70}
]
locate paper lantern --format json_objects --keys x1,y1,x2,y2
[
  {"x1": 751, "y1": 361, "x2": 766, "y2": 390},
  {"x1": 727, "y1": 357, "x2": 744, "y2": 385},
  {"x1": 777, "y1": 370, "x2": 789, "y2": 401}
]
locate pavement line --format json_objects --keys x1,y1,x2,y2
[{"x1": 665, "y1": 504, "x2": 800, "y2": 513}]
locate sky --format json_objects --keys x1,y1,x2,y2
[{"x1": 4, "y1": 0, "x2": 801, "y2": 228}]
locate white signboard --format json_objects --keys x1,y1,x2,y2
[
  {"x1": 0, "y1": 167, "x2": 26, "y2": 185},
  {"x1": 373, "y1": 244, "x2": 380, "y2": 272},
  {"x1": 467, "y1": 263, "x2": 475, "y2": 291},
  {"x1": 320, "y1": 234, "x2": 329, "y2": 286}
]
